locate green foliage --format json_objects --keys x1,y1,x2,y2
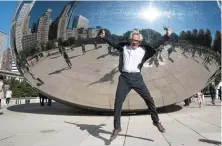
[
  {"x1": 4, "y1": 78, "x2": 38, "y2": 98},
  {"x1": 46, "y1": 40, "x2": 55, "y2": 51}
]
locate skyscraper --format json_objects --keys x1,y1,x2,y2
[
  {"x1": 0, "y1": 31, "x2": 7, "y2": 70},
  {"x1": 1, "y1": 48, "x2": 12, "y2": 71},
  {"x1": 49, "y1": 2, "x2": 75, "y2": 40},
  {"x1": 15, "y1": 2, "x2": 35, "y2": 52},
  {"x1": 0, "y1": 31, "x2": 7, "y2": 51},
  {"x1": 72, "y1": 15, "x2": 89, "y2": 29},
  {"x1": 37, "y1": 8, "x2": 52, "y2": 43}
]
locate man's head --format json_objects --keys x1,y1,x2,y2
[{"x1": 129, "y1": 30, "x2": 143, "y2": 48}]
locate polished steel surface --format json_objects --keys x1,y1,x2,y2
[{"x1": 11, "y1": 1, "x2": 221, "y2": 111}]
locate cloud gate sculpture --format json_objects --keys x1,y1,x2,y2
[{"x1": 11, "y1": 1, "x2": 221, "y2": 111}]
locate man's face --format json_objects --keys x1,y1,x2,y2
[{"x1": 130, "y1": 34, "x2": 140, "y2": 48}]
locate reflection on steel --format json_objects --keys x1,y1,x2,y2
[{"x1": 11, "y1": 1, "x2": 221, "y2": 111}]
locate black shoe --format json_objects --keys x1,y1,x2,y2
[
  {"x1": 153, "y1": 122, "x2": 165, "y2": 133},
  {"x1": 110, "y1": 128, "x2": 121, "y2": 141}
]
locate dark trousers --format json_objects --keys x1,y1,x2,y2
[
  {"x1": 210, "y1": 92, "x2": 215, "y2": 102},
  {"x1": 114, "y1": 72, "x2": 159, "y2": 129}
]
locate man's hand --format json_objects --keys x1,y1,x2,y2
[
  {"x1": 100, "y1": 30, "x2": 106, "y2": 38},
  {"x1": 166, "y1": 26, "x2": 172, "y2": 36}
]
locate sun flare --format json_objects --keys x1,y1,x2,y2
[{"x1": 139, "y1": 7, "x2": 161, "y2": 21}]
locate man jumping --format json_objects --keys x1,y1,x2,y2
[{"x1": 99, "y1": 27, "x2": 173, "y2": 140}]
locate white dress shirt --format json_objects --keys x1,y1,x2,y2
[{"x1": 122, "y1": 45, "x2": 145, "y2": 73}]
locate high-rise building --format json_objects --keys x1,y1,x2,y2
[
  {"x1": 23, "y1": 16, "x2": 31, "y2": 35},
  {"x1": 0, "y1": 31, "x2": 7, "y2": 51},
  {"x1": 49, "y1": 2, "x2": 75, "y2": 40},
  {"x1": 1, "y1": 48, "x2": 12, "y2": 71},
  {"x1": 15, "y1": 2, "x2": 35, "y2": 53},
  {"x1": 78, "y1": 28, "x2": 87, "y2": 39},
  {"x1": 72, "y1": 15, "x2": 89, "y2": 29},
  {"x1": 66, "y1": 28, "x2": 78, "y2": 40},
  {"x1": 37, "y1": 8, "x2": 52, "y2": 43},
  {"x1": 0, "y1": 31, "x2": 7, "y2": 71},
  {"x1": 22, "y1": 33, "x2": 38, "y2": 49},
  {"x1": 87, "y1": 27, "x2": 99, "y2": 39}
]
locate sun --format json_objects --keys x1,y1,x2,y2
[{"x1": 139, "y1": 7, "x2": 161, "y2": 22}]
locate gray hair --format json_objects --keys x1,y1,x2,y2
[{"x1": 129, "y1": 29, "x2": 143, "y2": 42}]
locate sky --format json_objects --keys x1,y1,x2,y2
[
  {"x1": 0, "y1": 1, "x2": 221, "y2": 48},
  {"x1": 0, "y1": 1, "x2": 17, "y2": 48}
]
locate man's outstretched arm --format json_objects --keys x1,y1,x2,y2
[{"x1": 100, "y1": 30, "x2": 123, "y2": 51}]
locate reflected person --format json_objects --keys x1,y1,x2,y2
[
  {"x1": 100, "y1": 27, "x2": 173, "y2": 140},
  {"x1": 82, "y1": 44, "x2": 86, "y2": 54},
  {"x1": 62, "y1": 51, "x2": 72, "y2": 68}
]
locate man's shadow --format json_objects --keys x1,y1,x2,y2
[
  {"x1": 64, "y1": 121, "x2": 154, "y2": 145},
  {"x1": 87, "y1": 66, "x2": 119, "y2": 86}
]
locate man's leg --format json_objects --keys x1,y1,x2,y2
[
  {"x1": 132, "y1": 74, "x2": 165, "y2": 132},
  {"x1": 114, "y1": 74, "x2": 131, "y2": 129},
  {"x1": 111, "y1": 73, "x2": 131, "y2": 140}
]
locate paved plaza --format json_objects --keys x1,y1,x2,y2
[{"x1": 0, "y1": 98, "x2": 221, "y2": 146}]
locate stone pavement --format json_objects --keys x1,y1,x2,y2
[{"x1": 0, "y1": 98, "x2": 221, "y2": 146}]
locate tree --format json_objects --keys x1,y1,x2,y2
[
  {"x1": 96, "y1": 26, "x2": 102, "y2": 29},
  {"x1": 197, "y1": 29, "x2": 205, "y2": 46},
  {"x1": 212, "y1": 30, "x2": 221, "y2": 54},
  {"x1": 62, "y1": 40, "x2": 70, "y2": 47},
  {"x1": 179, "y1": 31, "x2": 186, "y2": 40},
  {"x1": 8, "y1": 78, "x2": 38, "y2": 98},
  {"x1": 185, "y1": 30, "x2": 192, "y2": 41},
  {"x1": 68, "y1": 37, "x2": 76, "y2": 46},
  {"x1": 58, "y1": 38, "x2": 64, "y2": 46},
  {"x1": 204, "y1": 29, "x2": 212, "y2": 48},
  {"x1": 46, "y1": 41, "x2": 55, "y2": 51}
]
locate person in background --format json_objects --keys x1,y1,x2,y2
[
  {"x1": 94, "y1": 42, "x2": 97, "y2": 49},
  {"x1": 6, "y1": 87, "x2": 12, "y2": 105},
  {"x1": 218, "y1": 86, "x2": 221, "y2": 101},
  {"x1": 209, "y1": 82, "x2": 216, "y2": 105},
  {"x1": 39, "y1": 93, "x2": 45, "y2": 106},
  {"x1": 62, "y1": 51, "x2": 72, "y2": 68},
  {"x1": 82, "y1": 44, "x2": 86, "y2": 54},
  {"x1": 0, "y1": 82, "x2": 4, "y2": 109}
]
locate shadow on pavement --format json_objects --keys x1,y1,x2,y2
[
  {"x1": 50, "y1": 55, "x2": 61, "y2": 59},
  {"x1": 7, "y1": 102, "x2": 182, "y2": 116},
  {"x1": 48, "y1": 66, "x2": 71, "y2": 75},
  {"x1": 87, "y1": 66, "x2": 119, "y2": 86},
  {"x1": 64, "y1": 122, "x2": 154, "y2": 145},
  {"x1": 69, "y1": 54, "x2": 82, "y2": 59},
  {"x1": 199, "y1": 139, "x2": 221, "y2": 145}
]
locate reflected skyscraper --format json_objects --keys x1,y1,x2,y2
[
  {"x1": 49, "y1": 2, "x2": 75, "y2": 40},
  {"x1": 37, "y1": 9, "x2": 52, "y2": 43},
  {"x1": 72, "y1": 15, "x2": 89, "y2": 29},
  {"x1": 15, "y1": 2, "x2": 35, "y2": 52}
]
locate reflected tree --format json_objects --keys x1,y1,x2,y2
[{"x1": 212, "y1": 30, "x2": 221, "y2": 54}]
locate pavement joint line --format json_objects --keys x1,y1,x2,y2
[
  {"x1": 160, "y1": 113, "x2": 172, "y2": 146},
  {"x1": 187, "y1": 114, "x2": 221, "y2": 128},
  {"x1": 166, "y1": 113, "x2": 221, "y2": 146},
  {"x1": 123, "y1": 116, "x2": 130, "y2": 146},
  {"x1": 0, "y1": 135, "x2": 16, "y2": 142},
  {"x1": 79, "y1": 116, "x2": 111, "y2": 144}
]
